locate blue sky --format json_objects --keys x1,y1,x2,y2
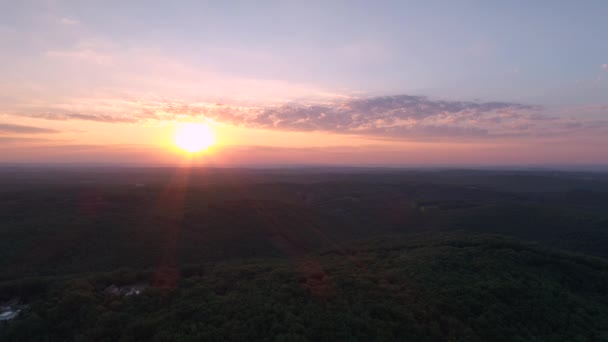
[
  {"x1": 3, "y1": 1, "x2": 607, "y2": 102},
  {"x1": 0, "y1": 1, "x2": 606, "y2": 165}
]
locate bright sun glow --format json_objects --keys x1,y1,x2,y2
[{"x1": 174, "y1": 123, "x2": 215, "y2": 153}]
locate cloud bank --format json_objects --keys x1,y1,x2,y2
[
  {"x1": 7, "y1": 94, "x2": 608, "y2": 141},
  {"x1": 211, "y1": 95, "x2": 546, "y2": 139}
]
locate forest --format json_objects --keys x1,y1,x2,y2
[{"x1": 1, "y1": 167, "x2": 608, "y2": 341}]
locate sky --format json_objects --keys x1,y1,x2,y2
[{"x1": 0, "y1": 0, "x2": 607, "y2": 166}]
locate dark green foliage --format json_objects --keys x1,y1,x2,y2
[
  {"x1": 2, "y1": 234, "x2": 608, "y2": 341},
  {"x1": 1, "y1": 169, "x2": 607, "y2": 280},
  {"x1": 1, "y1": 168, "x2": 608, "y2": 340}
]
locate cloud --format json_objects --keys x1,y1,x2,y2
[
  {"x1": 0, "y1": 123, "x2": 59, "y2": 134},
  {"x1": 22, "y1": 112, "x2": 140, "y2": 123},
  {"x1": 0, "y1": 137, "x2": 57, "y2": 143},
  {"x1": 602, "y1": 64, "x2": 608, "y2": 71},
  {"x1": 164, "y1": 95, "x2": 550, "y2": 140},
  {"x1": 59, "y1": 17, "x2": 80, "y2": 25},
  {"x1": 46, "y1": 48, "x2": 113, "y2": 65},
  {"x1": 7, "y1": 94, "x2": 608, "y2": 141}
]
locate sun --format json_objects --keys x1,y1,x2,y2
[{"x1": 174, "y1": 123, "x2": 215, "y2": 153}]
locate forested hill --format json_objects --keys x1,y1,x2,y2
[
  {"x1": 2, "y1": 233, "x2": 608, "y2": 341},
  {"x1": 1, "y1": 169, "x2": 608, "y2": 281},
  {"x1": 1, "y1": 169, "x2": 608, "y2": 340}
]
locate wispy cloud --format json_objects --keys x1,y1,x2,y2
[
  {"x1": 0, "y1": 123, "x2": 59, "y2": 134},
  {"x1": 0, "y1": 137, "x2": 57, "y2": 143},
  {"x1": 59, "y1": 17, "x2": 80, "y2": 26},
  {"x1": 22, "y1": 112, "x2": 139, "y2": 123},
  {"x1": 45, "y1": 46, "x2": 113, "y2": 65}
]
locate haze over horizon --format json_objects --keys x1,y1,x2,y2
[{"x1": 1, "y1": 1, "x2": 607, "y2": 166}]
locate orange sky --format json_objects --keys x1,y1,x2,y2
[{"x1": 1, "y1": 114, "x2": 606, "y2": 166}]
